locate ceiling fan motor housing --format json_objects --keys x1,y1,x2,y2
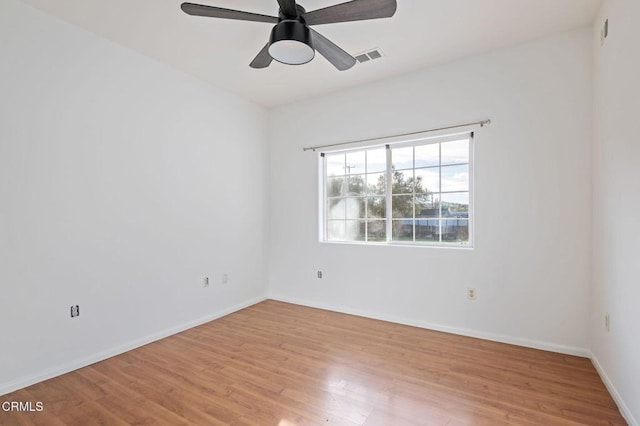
[{"x1": 268, "y1": 20, "x2": 315, "y2": 65}]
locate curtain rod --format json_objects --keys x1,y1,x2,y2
[{"x1": 302, "y1": 119, "x2": 491, "y2": 152}]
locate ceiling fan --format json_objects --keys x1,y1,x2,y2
[{"x1": 180, "y1": 0, "x2": 397, "y2": 71}]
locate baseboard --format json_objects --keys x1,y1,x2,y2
[
  {"x1": 590, "y1": 353, "x2": 637, "y2": 426},
  {"x1": 0, "y1": 296, "x2": 267, "y2": 397},
  {"x1": 269, "y1": 295, "x2": 591, "y2": 357}
]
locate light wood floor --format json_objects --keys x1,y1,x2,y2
[{"x1": 1, "y1": 300, "x2": 625, "y2": 425}]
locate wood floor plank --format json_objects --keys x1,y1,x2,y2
[{"x1": 0, "y1": 300, "x2": 626, "y2": 425}]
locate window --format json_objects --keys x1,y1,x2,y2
[{"x1": 321, "y1": 133, "x2": 473, "y2": 247}]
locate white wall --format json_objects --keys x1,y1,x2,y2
[
  {"x1": 269, "y1": 29, "x2": 593, "y2": 355},
  {"x1": 0, "y1": 0, "x2": 268, "y2": 395},
  {"x1": 591, "y1": 0, "x2": 640, "y2": 424}
]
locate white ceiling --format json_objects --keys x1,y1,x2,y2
[{"x1": 20, "y1": 0, "x2": 602, "y2": 107}]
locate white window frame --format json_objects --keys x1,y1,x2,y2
[{"x1": 319, "y1": 131, "x2": 474, "y2": 248}]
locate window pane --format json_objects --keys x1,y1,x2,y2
[
  {"x1": 326, "y1": 154, "x2": 345, "y2": 177},
  {"x1": 367, "y1": 173, "x2": 385, "y2": 195},
  {"x1": 367, "y1": 220, "x2": 386, "y2": 241},
  {"x1": 441, "y1": 192, "x2": 469, "y2": 217},
  {"x1": 327, "y1": 220, "x2": 345, "y2": 241},
  {"x1": 415, "y1": 143, "x2": 439, "y2": 168},
  {"x1": 345, "y1": 197, "x2": 365, "y2": 219},
  {"x1": 441, "y1": 139, "x2": 469, "y2": 166},
  {"x1": 415, "y1": 219, "x2": 440, "y2": 242},
  {"x1": 326, "y1": 177, "x2": 344, "y2": 197},
  {"x1": 367, "y1": 196, "x2": 386, "y2": 218},
  {"x1": 415, "y1": 193, "x2": 440, "y2": 218},
  {"x1": 346, "y1": 220, "x2": 365, "y2": 241},
  {"x1": 348, "y1": 175, "x2": 366, "y2": 195},
  {"x1": 414, "y1": 168, "x2": 439, "y2": 194},
  {"x1": 392, "y1": 195, "x2": 414, "y2": 218},
  {"x1": 441, "y1": 164, "x2": 469, "y2": 192},
  {"x1": 327, "y1": 198, "x2": 346, "y2": 220},
  {"x1": 345, "y1": 151, "x2": 366, "y2": 175},
  {"x1": 441, "y1": 218, "x2": 469, "y2": 242},
  {"x1": 367, "y1": 148, "x2": 386, "y2": 173},
  {"x1": 392, "y1": 147, "x2": 413, "y2": 171},
  {"x1": 392, "y1": 220, "x2": 414, "y2": 241},
  {"x1": 391, "y1": 169, "x2": 414, "y2": 194}
]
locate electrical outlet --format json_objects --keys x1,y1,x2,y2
[
  {"x1": 222, "y1": 273, "x2": 228, "y2": 284},
  {"x1": 317, "y1": 270, "x2": 323, "y2": 279},
  {"x1": 467, "y1": 288, "x2": 477, "y2": 300},
  {"x1": 605, "y1": 313, "x2": 610, "y2": 332},
  {"x1": 70, "y1": 305, "x2": 80, "y2": 318},
  {"x1": 202, "y1": 276, "x2": 209, "y2": 287}
]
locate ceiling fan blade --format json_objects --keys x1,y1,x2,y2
[
  {"x1": 181, "y1": 3, "x2": 278, "y2": 24},
  {"x1": 302, "y1": 0, "x2": 397, "y2": 26},
  {"x1": 250, "y1": 43, "x2": 273, "y2": 69},
  {"x1": 310, "y1": 29, "x2": 356, "y2": 71},
  {"x1": 277, "y1": 0, "x2": 299, "y2": 18}
]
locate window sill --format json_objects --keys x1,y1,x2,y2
[{"x1": 319, "y1": 240, "x2": 474, "y2": 250}]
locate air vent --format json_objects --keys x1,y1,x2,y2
[{"x1": 355, "y1": 48, "x2": 384, "y2": 63}]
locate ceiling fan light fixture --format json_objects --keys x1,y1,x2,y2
[{"x1": 268, "y1": 20, "x2": 315, "y2": 65}]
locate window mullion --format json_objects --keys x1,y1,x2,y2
[
  {"x1": 469, "y1": 132, "x2": 474, "y2": 246},
  {"x1": 364, "y1": 150, "x2": 368, "y2": 242},
  {"x1": 385, "y1": 145, "x2": 392, "y2": 242},
  {"x1": 322, "y1": 153, "x2": 327, "y2": 241},
  {"x1": 412, "y1": 146, "x2": 416, "y2": 242},
  {"x1": 438, "y1": 143, "x2": 443, "y2": 243},
  {"x1": 343, "y1": 154, "x2": 347, "y2": 238}
]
